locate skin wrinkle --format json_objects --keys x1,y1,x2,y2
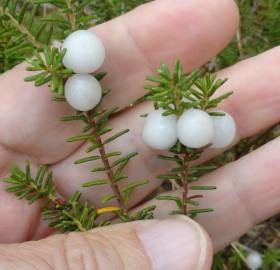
[
  {"x1": 0, "y1": 160, "x2": 42, "y2": 243},
  {"x1": 0, "y1": 183, "x2": 41, "y2": 243},
  {"x1": 87, "y1": 224, "x2": 151, "y2": 270},
  {"x1": 34, "y1": 252, "x2": 53, "y2": 270},
  {"x1": 134, "y1": 230, "x2": 153, "y2": 270},
  {"x1": 82, "y1": 234, "x2": 99, "y2": 270},
  {"x1": 95, "y1": 233, "x2": 126, "y2": 270},
  {"x1": 91, "y1": 231, "x2": 125, "y2": 270},
  {"x1": 63, "y1": 233, "x2": 97, "y2": 270},
  {"x1": 20, "y1": 240, "x2": 59, "y2": 270},
  {"x1": 121, "y1": 19, "x2": 153, "y2": 75},
  {"x1": 227, "y1": 162, "x2": 258, "y2": 227},
  {"x1": 0, "y1": 142, "x2": 31, "y2": 177},
  {"x1": 61, "y1": 233, "x2": 73, "y2": 270},
  {"x1": 0, "y1": 255, "x2": 16, "y2": 270},
  {"x1": 25, "y1": 199, "x2": 42, "y2": 242},
  {"x1": 12, "y1": 252, "x2": 37, "y2": 270}
]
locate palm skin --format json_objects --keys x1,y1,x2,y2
[{"x1": 0, "y1": 0, "x2": 279, "y2": 264}]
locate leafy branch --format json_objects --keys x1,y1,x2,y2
[
  {"x1": 3, "y1": 0, "x2": 155, "y2": 228},
  {"x1": 157, "y1": 145, "x2": 216, "y2": 217},
  {"x1": 63, "y1": 106, "x2": 151, "y2": 221},
  {"x1": 0, "y1": 0, "x2": 52, "y2": 49},
  {"x1": 145, "y1": 60, "x2": 232, "y2": 217},
  {"x1": 24, "y1": 47, "x2": 73, "y2": 94},
  {"x1": 1, "y1": 161, "x2": 120, "y2": 232},
  {"x1": 34, "y1": 0, "x2": 97, "y2": 34},
  {"x1": 145, "y1": 61, "x2": 233, "y2": 116},
  {"x1": 0, "y1": 16, "x2": 33, "y2": 72}
]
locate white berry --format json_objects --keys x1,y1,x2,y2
[
  {"x1": 62, "y1": 30, "x2": 105, "y2": 74},
  {"x1": 246, "y1": 252, "x2": 263, "y2": 270},
  {"x1": 211, "y1": 111, "x2": 236, "y2": 148},
  {"x1": 143, "y1": 109, "x2": 178, "y2": 150},
  {"x1": 65, "y1": 74, "x2": 102, "y2": 111},
  {"x1": 177, "y1": 109, "x2": 214, "y2": 148}
]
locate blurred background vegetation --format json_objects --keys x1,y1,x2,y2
[{"x1": 0, "y1": 0, "x2": 279, "y2": 269}]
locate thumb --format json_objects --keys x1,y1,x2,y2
[{"x1": 0, "y1": 216, "x2": 213, "y2": 270}]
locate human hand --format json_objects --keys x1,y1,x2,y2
[{"x1": 0, "y1": 0, "x2": 279, "y2": 269}]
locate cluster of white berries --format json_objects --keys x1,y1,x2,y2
[
  {"x1": 62, "y1": 30, "x2": 106, "y2": 111},
  {"x1": 143, "y1": 108, "x2": 236, "y2": 150}
]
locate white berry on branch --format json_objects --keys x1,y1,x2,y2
[
  {"x1": 62, "y1": 30, "x2": 106, "y2": 74},
  {"x1": 246, "y1": 252, "x2": 263, "y2": 270},
  {"x1": 64, "y1": 74, "x2": 102, "y2": 111},
  {"x1": 143, "y1": 109, "x2": 178, "y2": 150},
  {"x1": 211, "y1": 111, "x2": 237, "y2": 148},
  {"x1": 177, "y1": 109, "x2": 214, "y2": 148}
]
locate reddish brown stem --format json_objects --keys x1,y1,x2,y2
[
  {"x1": 111, "y1": 94, "x2": 148, "y2": 118},
  {"x1": 181, "y1": 152, "x2": 189, "y2": 215},
  {"x1": 188, "y1": 195, "x2": 203, "y2": 200},
  {"x1": 87, "y1": 113, "x2": 128, "y2": 215}
]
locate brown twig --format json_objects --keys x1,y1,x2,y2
[
  {"x1": 87, "y1": 113, "x2": 128, "y2": 216},
  {"x1": 181, "y1": 152, "x2": 189, "y2": 215},
  {"x1": 65, "y1": 0, "x2": 76, "y2": 30},
  {"x1": 111, "y1": 94, "x2": 148, "y2": 118}
]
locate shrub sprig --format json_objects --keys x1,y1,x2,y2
[{"x1": 144, "y1": 60, "x2": 233, "y2": 216}]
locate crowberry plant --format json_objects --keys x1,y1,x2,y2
[{"x1": 0, "y1": 0, "x2": 236, "y2": 230}]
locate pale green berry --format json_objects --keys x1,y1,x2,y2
[
  {"x1": 65, "y1": 74, "x2": 102, "y2": 111},
  {"x1": 177, "y1": 109, "x2": 214, "y2": 148},
  {"x1": 62, "y1": 30, "x2": 105, "y2": 74},
  {"x1": 143, "y1": 109, "x2": 178, "y2": 150},
  {"x1": 211, "y1": 111, "x2": 236, "y2": 148}
]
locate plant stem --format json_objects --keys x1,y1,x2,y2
[
  {"x1": 236, "y1": 26, "x2": 244, "y2": 59},
  {"x1": 63, "y1": 211, "x2": 87, "y2": 232},
  {"x1": 181, "y1": 151, "x2": 189, "y2": 215},
  {"x1": 111, "y1": 94, "x2": 148, "y2": 118},
  {"x1": 87, "y1": 113, "x2": 129, "y2": 216},
  {"x1": 29, "y1": 182, "x2": 88, "y2": 232},
  {"x1": 231, "y1": 243, "x2": 251, "y2": 269},
  {"x1": 64, "y1": 0, "x2": 76, "y2": 30},
  {"x1": 29, "y1": 181, "x2": 65, "y2": 205}
]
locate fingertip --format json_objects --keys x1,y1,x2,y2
[
  {"x1": 123, "y1": 0, "x2": 240, "y2": 69},
  {"x1": 137, "y1": 216, "x2": 213, "y2": 270}
]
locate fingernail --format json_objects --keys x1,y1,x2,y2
[{"x1": 137, "y1": 216, "x2": 211, "y2": 270}]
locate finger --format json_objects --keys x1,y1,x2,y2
[
  {"x1": 51, "y1": 47, "x2": 280, "y2": 206},
  {"x1": 0, "y1": 0, "x2": 239, "y2": 164},
  {"x1": 96, "y1": 0, "x2": 239, "y2": 108},
  {"x1": 197, "y1": 45, "x2": 280, "y2": 163},
  {"x1": 139, "y1": 137, "x2": 280, "y2": 252},
  {"x1": 0, "y1": 159, "x2": 53, "y2": 243},
  {"x1": 0, "y1": 182, "x2": 52, "y2": 243},
  {"x1": 0, "y1": 216, "x2": 213, "y2": 270}
]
